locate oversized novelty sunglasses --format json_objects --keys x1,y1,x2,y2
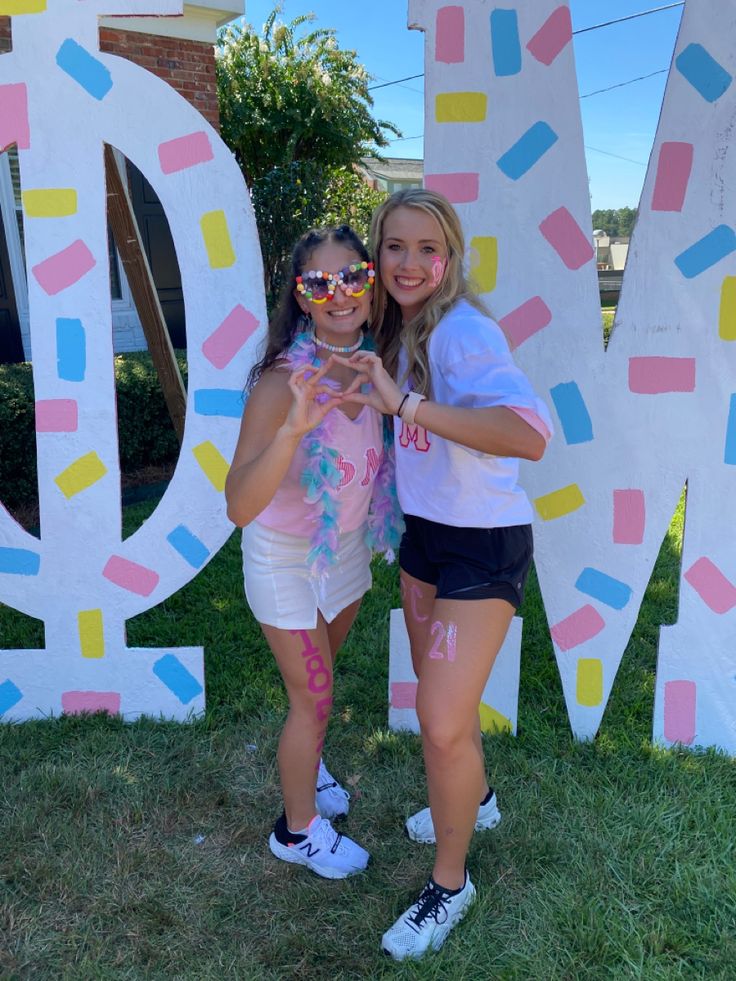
[{"x1": 295, "y1": 261, "x2": 375, "y2": 304}]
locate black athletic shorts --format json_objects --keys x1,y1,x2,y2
[{"x1": 399, "y1": 514, "x2": 533, "y2": 609}]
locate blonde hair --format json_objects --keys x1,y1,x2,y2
[{"x1": 369, "y1": 188, "x2": 488, "y2": 395}]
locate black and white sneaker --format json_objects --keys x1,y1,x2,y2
[
  {"x1": 381, "y1": 873, "x2": 476, "y2": 960},
  {"x1": 315, "y1": 759, "x2": 350, "y2": 820},
  {"x1": 268, "y1": 813, "x2": 369, "y2": 880}
]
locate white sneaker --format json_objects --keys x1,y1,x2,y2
[
  {"x1": 381, "y1": 873, "x2": 476, "y2": 960},
  {"x1": 405, "y1": 792, "x2": 501, "y2": 844},
  {"x1": 315, "y1": 759, "x2": 350, "y2": 819},
  {"x1": 268, "y1": 813, "x2": 369, "y2": 880}
]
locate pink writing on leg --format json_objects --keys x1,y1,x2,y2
[
  {"x1": 428, "y1": 620, "x2": 458, "y2": 662},
  {"x1": 411, "y1": 584, "x2": 429, "y2": 623}
]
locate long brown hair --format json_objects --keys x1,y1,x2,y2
[
  {"x1": 370, "y1": 188, "x2": 488, "y2": 395},
  {"x1": 247, "y1": 224, "x2": 370, "y2": 389}
]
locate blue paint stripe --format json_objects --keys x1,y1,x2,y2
[
  {"x1": 550, "y1": 381, "x2": 594, "y2": 444},
  {"x1": 0, "y1": 547, "x2": 40, "y2": 576},
  {"x1": 0, "y1": 680, "x2": 23, "y2": 716},
  {"x1": 676, "y1": 43, "x2": 732, "y2": 103},
  {"x1": 675, "y1": 225, "x2": 736, "y2": 278},
  {"x1": 56, "y1": 318, "x2": 86, "y2": 382},
  {"x1": 491, "y1": 9, "x2": 521, "y2": 77},
  {"x1": 56, "y1": 39, "x2": 113, "y2": 101},
  {"x1": 497, "y1": 121, "x2": 558, "y2": 180},
  {"x1": 575, "y1": 568, "x2": 632, "y2": 610},
  {"x1": 194, "y1": 388, "x2": 244, "y2": 418},
  {"x1": 153, "y1": 654, "x2": 203, "y2": 705},
  {"x1": 167, "y1": 525, "x2": 210, "y2": 569},
  {"x1": 725, "y1": 394, "x2": 736, "y2": 465}
]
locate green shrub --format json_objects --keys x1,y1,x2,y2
[
  {"x1": 0, "y1": 362, "x2": 37, "y2": 512},
  {"x1": 0, "y1": 351, "x2": 188, "y2": 511}
]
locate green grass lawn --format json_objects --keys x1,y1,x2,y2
[{"x1": 2, "y1": 494, "x2": 735, "y2": 978}]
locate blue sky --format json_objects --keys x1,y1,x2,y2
[{"x1": 241, "y1": 1, "x2": 684, "y2": 211}]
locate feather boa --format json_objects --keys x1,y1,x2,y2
[{"x1": 284, "y1": 330, "x2": 404, "y2": 578}]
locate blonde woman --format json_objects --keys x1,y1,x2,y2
[{"x1": 336, "y1": 189, "x2": 552, "y2": 958}]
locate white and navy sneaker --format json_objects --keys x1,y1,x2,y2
[
  {"x1": 405, "y1": 790, "x2": 501, "y2": 844},
  {"x1": 268, "y1": 813, "x2": 369, "y2": 880},
  {"x1": 381, "y1": 873, "x2": 477, "y2": 960},
  {"x1": 315, "y1": 759, "x2": 350, "y2": 820}
]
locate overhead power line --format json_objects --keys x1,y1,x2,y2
[
  {"x1": 573, "y1": 2, "x2": 684, "y2": 35},
  {"x1": 580, "y1": 68, "x2": 669, "y2": 99},
  {"x1": 369, "y1": 74, "x2": 423, "y2": 92},
  {"x1": 368, "y1": 2, "x2": 684, "y2": 92}
]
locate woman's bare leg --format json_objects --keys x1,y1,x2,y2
[{"x1": 416, "y1": 597, "x2": 514, "y2": 889}]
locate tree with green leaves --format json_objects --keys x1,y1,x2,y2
[
  {"x1": 216, "y1": 6, "x2": 396, "y2": 308},
  {"x1": 216, "y1": 7, "x2": 399, "y2": 185},
  {"x1": 250, "y1": 161, "x2": 386, "y2": 310},
  {"x1": 592, "y1": 207, "x2": 638, "y2": 237}
]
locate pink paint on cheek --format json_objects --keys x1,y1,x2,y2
[{"x1": 430, "y1": 255, "x2": 446, "y2": 287}]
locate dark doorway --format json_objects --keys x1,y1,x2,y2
[
  {"x1": 0, "y1": 216, "x2": 24, "y2": 364},
  {"x1": 126, "y1": 160, "x2": 186, "y2": 348}
]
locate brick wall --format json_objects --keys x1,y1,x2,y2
[
  {"x1": 99, "y1": 28, "x2": 219, "y2": 130},
  {"x1": 0, "y1": 20, "x2": 219, "y2": 129}
]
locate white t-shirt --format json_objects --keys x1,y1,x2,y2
[{"x1": 393, "y1": 299, "x2": 552, "y2": 528}]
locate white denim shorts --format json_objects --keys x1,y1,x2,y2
[{"x1": 241, "y1": 520, "x2": 372, "y2": 630}]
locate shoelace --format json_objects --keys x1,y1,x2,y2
[
  {"x1": 312, "y1": 818, "x2": 344, "y2": 855},
  {"x1": 408, "y1": 882, "x2": 451, "y2": 928}
]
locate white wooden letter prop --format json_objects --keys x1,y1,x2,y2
[
  {"x1": 387, "y1": 0, "x2": 736, "y2": 753},
  {"x1": 0, "y1": 0, "x2": 265, "y2": 720}
]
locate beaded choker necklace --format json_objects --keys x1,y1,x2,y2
[{"x1": 312, "y1": 330, "x2": 363, "y2": 354}]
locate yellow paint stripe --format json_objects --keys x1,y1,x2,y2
[
  {"x1": 0, "y1": 0, "x2": 46, "y2": 13},
  {"x1": 200, "y1": 210, "x2": 236, "y2": 269},
  {"x1": 719, "y1": 276, "x2": 736, "y2": 341},
  {"x1": 193, "y1": 440, "x2": 229, "y2": 491},
  {"x1": 478, "y1": 701, "x2": 512, "y2": 734},
  {"x1": 54, "y1": 451, "x2": 107, "y2": 499},
  {"x1": 470, "y1": 236, "x2": 498, "y2": 293},
  {"x1": 534, "y1": 483, "x2": 585, "y2": 521},
  {"x1": 22, "y1": 188, "x2": 78, "y2": 218},
  {"x1": 435, "y1": 92, "x2": 488, "y2": 123},
  {"x1": 576, "y1": 658, "x2": 603, "y2": 706},
  {"x1": 78, "y1": 609, "x2": 104, "y2": 659}
]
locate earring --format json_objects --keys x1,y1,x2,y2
[{"x1": 297, "y1": 310, "x2": 313, "y2": 333}]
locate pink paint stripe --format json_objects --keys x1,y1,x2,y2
[
  {"x1": 0, "y1": 83, "x2": 30, "y2": 151},
  {"x1": 103, "y1": 555, "x2": 160, "y2": 597},
  {"x1": 62, "y1": 691, "x2": 121, "y2": 715},
  {"x1": 158, "y1": 130, "x2": 214, "y2": 175},
  {"x1": 499, "y1": 296, "x2": 552, "y2": 350},
  {"x1": 526, "y1": 6, "x2": 572, "y2": 66},
  {"x1": 202, "y1": 304, "x2": 259, "y2": 369},
  {"x1": 550, "y1": 604, "x2": 605, "y2": 651},
  {"x1": 539, "y1": 207, "x2": 594, "y2": 270},
  {"x1": 32, "y1": 240, "x2": 96, "y2": 295},
  {"x1": 651, "y1": 142, "x2": 694, "y2": 212},
  {"x1": 628, "y1": 357, "x2": 696, "y2": 394},
  {"x1": 35, "y1": 398, "x2": 78, "y2": 433},
  {"x1": 436, "y1": 5, "x2": 465, "y2": 63},
  {"x1": 424, "y1": 172, "x2": 479, "y2": 203},
  {"x1": 663, "y1": 680, "x2": 696, "y2": 744},
  {"x1": 684, "y1": 556, "x2": 736, "y2": 613},
  {"x1": 391, "y1": 681, "x2": 417, "y2": 709},
  {"x1": 613, "y1": 489, "x2": 645, "y2": 545}
]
